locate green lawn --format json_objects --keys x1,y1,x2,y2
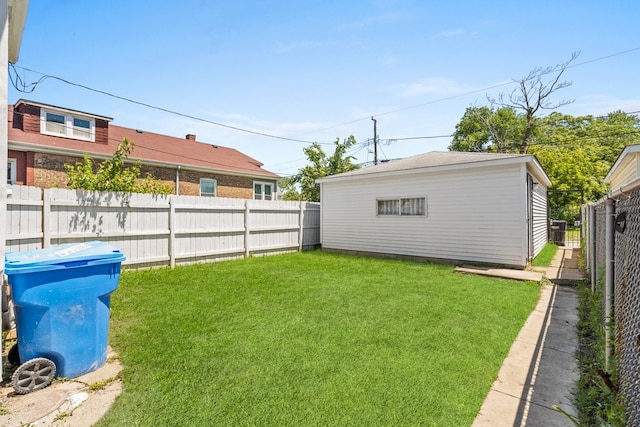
[
  {"x1": 98, "y1": 251, "x2": 540, "y2": 426},
  {"x1": 532, "y1": 242, "x2": 559, "y2": 267}
]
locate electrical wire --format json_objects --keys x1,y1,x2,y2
[
  {"x1": 9, "y1": 109, "x2": 287, "y2": 176},
  {"x1": 9, "y1": 64, "x2": 328, "y2": 145},
  {"x1": 295, "y1": 47, "x2": 640, "y2": 137}
]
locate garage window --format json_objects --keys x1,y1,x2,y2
[{"x1": 377, "y1": 197, "x2": 426, "y2": 216}]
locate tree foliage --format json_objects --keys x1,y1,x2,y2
[
  {"x1": 65, "y1": 137, "x2": 172, "y2": 194},
  {"x1": 279, "y1": 136, "x2": 360, "y2": 201}
]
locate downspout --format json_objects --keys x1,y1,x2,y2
[
  {"x1": 175, "y1": 165, "x2": 180, "y2": 195},
  {"x1": 605, "y1": 197, "x2": 615, "y2": 369}
]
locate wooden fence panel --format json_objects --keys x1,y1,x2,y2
[
  {"x1": 6, "y1": 185, "x2": 43, "y2": 253},
  {"x1": 6, "y1": 185, "x2": 321, "y2": 268}
]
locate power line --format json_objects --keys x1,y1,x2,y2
[
  {"x1": 296, "y1": 47, "x2": 640, "y2": 137},
  {"x1": 9, "y1": 64, "x2": 328, "y2": 145},
  {"x1": 8, "y1": 109, "x2": 285, "y2": 176}
]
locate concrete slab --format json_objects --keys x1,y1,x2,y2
[
  {"x1": 546, "y1": 246, "x2": 586, "y2": 285},
  {"x1": 455, "y1": 266, "x2": 544, "y2": 282},
  {"x1": 0, "y1": 348, "x2": 122, "y2": 426}
]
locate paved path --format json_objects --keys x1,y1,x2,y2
[{"x1": 473, "y1": 247, "x2": 584, "y2": 427}]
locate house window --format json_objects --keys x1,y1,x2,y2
[
  {"x1": 254, "y1": 182, "x2": 274, "y2": 200},
  {"x1": 41, "y1": 109, "x2": 95, "y2": 142},
  {"x1": 7, "y1": 159, "x2": 16, "y2": 185},
  {"x1": 200, "y1": 178, "x2": 217, "y2": 197},
  {"x1": 377, "y1": 197, "x2": 426, "y2": 216}
]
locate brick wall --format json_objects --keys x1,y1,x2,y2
[
  {"x1": 33, "y1": 153, "x2": 75, "y2": 188},
  {"x1": 29, "y1": 152, "x2": 275, "y2": 199}
]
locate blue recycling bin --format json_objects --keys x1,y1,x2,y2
[{"x1": 5, "y1": 241, "x2": 125, "y2": 380}]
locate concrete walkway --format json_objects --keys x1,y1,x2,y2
[
  {"x1": 0, "y1": 348, "x2": 122, "y2": 426},
  {"x1": 473, "y1": 246, "x2": 584, "y2": 426}
]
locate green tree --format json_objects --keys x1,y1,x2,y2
[
  {"x1": 450, "y1": 106, "x2": 640, "y2": 221},
  {"x1": 449, "y1": 106, "x2": 526, "y2": 152},
  {"x1": 279, "y1": 136, "x2": 360, "y2": 201},
  {"x1": 530, "y1": 111, "x2": 640, "y2": 202},
  {"x1": 65, "y1": 137, "x2": 172, "y2": 194}
]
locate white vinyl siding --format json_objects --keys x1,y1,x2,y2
[
  {"x1": 321, "y1": 163, "x2": 530, "y2": 267},
  {"x1": 531, "y1": 183, "x2": 548, "y2": 258},
  {"x1": 607, "y1": 152, "x2": 639, "y2": 191}
]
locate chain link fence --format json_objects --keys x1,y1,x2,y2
[{"x1": 586, "y1": 187, "x2": 640, "y2": 425}]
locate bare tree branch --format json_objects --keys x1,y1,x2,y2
[{"x1": 488, "y1": 52, "x2": 580, "y2": 153}]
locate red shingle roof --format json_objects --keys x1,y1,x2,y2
[{"x1": 8, "y1": 104, "x2": 278, "y2": 179}]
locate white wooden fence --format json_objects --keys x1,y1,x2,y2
[{"x1": 6, "y1": 185, "x2": 321, "y2": 268}]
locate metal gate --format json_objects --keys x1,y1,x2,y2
[{"x1": 548, "y1": 190, "x2": 584, "y2": 248}]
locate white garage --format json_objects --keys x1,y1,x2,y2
[{"x1": 317, "y1": 151, "x2": 551, "y2": 268}]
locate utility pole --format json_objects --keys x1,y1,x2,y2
[{"x1": 371, "y1": 117, "x2": 378, "y2": 165}]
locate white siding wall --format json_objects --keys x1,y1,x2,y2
[
  {"x1": 321, "y1": 163, "x2": 529, "y2": 267},
  {"x1": 608, "y1": 153, "x2": 639, "y2": 191},
  {"x1": 531, "y1": 183, "x2": 548, "y2": 258}
]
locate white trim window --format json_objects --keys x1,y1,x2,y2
[
  {"x1": 7, "y1": 158, "x2": 16, "y2": 185},
  {"x1": 254, "y1": 181, "x2": 274, "y2": 200},
  {"x1": 200, "y1": 178, "x2": 217, "y2": 197},
  {"x1": 40, "y1": 109, "x2": 95, "y2": 142},
  {"x1": 377, "y1": 197, "x2": 426, "y2": 216}
]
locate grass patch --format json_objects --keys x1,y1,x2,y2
[
  {"x1": 532, "y1": 242, "x2": 558, "y2": 267},
  {"x1": 575, "y1": 281, "x2": 626, "y2": 426},
  {"x1": 98, "y1": 251, "x2": 540, "y2": 426}
]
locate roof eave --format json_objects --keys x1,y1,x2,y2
[
  {"x1": 317, "y1": 155, "x2": 550, "y2": 185},
  {"x1": 8, "y1": 0, "x2": 29, "y2": 63},
  {"x1": 605, "y1": 144, "x2": 640, "y2": 183},
  {"x1": 14, "y1": 99, "x2": 114, "y2": 122},
  {"x1": 9, "y1": 140, "x2": 280, "y2": 180}
]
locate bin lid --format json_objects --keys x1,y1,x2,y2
[{"x1": 5, "y1": 241, "x2": 125, "y2": 271}]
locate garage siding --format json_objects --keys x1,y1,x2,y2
[
  {"x1": 531, "y1": 183, "x2": 548, "y2": 258},
  {"x1": 320, "y1": 163, "x2": 528, "y2": 267}
]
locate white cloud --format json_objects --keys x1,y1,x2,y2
[
  {"x1": 273, "y1": 41, "x2": 329, "y2": 54},
  {"x1": 438, "y1": 28, "x2": 465, "y2": 38},
  {"x1": 392, "y1": 77, "x2": 474, "y2": 97},
  {"x1": 567, "y1": 95, "x2": 640, "y2": 117}
]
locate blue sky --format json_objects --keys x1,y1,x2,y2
[{"x1": 9, "y1": 1, "x2": 640, "y2": 176}]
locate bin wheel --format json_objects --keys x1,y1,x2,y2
[
  {"x1": 11, "y1": 357, "x2": 56, "y2": 394},
  {"x1": 7, "y1": 343, "x2": 19, "y2": 365}
]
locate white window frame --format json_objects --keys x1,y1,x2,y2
[
  {"x1": 254, "y1": 181, "x2": 275, "y2": 200},
  {"x1": 7, "y1": 158, "x2": 16, "y2": 185},
  {"x1": 40, "y1": 108, "x2": 96, "y2": 142},
  {"x1": 377, "y1": 197, "x2": 427, "y2": 217},
  {"x1": 200, "y1": 178, "x2": 217, "y2": 197}
]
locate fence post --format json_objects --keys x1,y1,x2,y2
[
  {"x1": 169, "y1": 196, "x2": 176, "y2": 269},
  {"x1": 42, "y1": 188, "x2": 51, "y2": 248},
  {"x1": 605, "y1": 197, "x2": 615, "y2": 369},
  {"x1": 298, "y1": 201, "x2": 305, "y2": 251},
  {"x1": 589, "y1": 205, "x2": 597, "y2": 292},
  {"x1": 244, "y1": 200, "x2": 250, "y2": 258}
]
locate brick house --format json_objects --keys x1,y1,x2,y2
[{"x1": 8, "y1": 99, "x2": 279, "y2": 199}]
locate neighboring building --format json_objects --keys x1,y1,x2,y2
[
  {"x1": 605, "y1": 143, "x2": 640, "y2": 192},
  {"x1": 8, "y1": 99, "x2": 279, "y2": 199},
  {"x1": 317, "y1": 151, "x2": 551, "y2": 269}
]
